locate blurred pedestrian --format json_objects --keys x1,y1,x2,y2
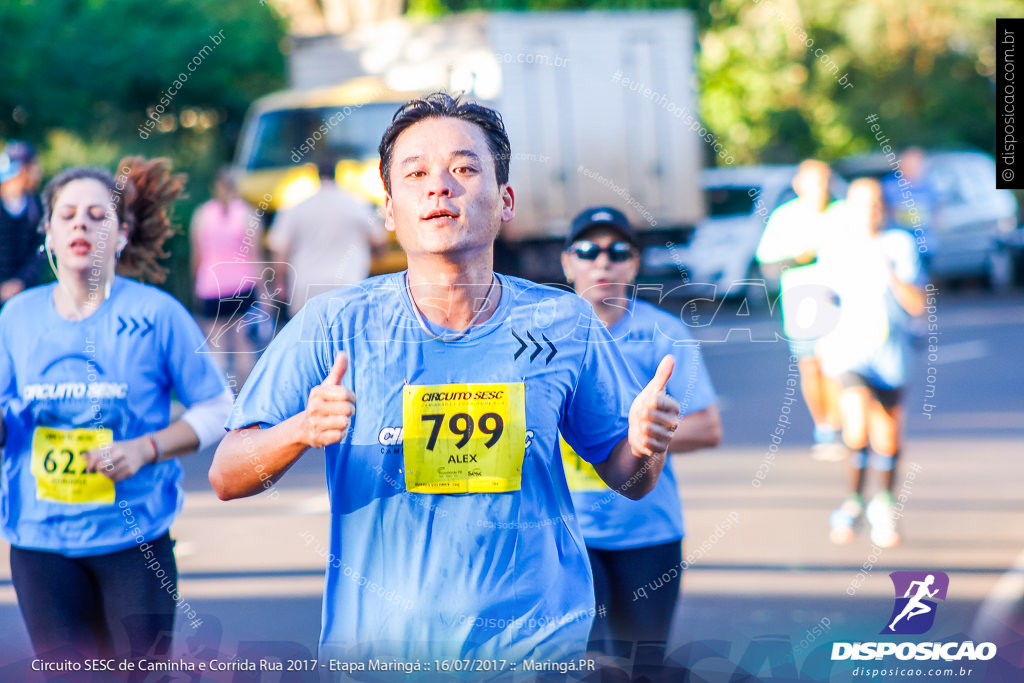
[
  {"x1": 0, "y1": 157, "x2": 232, "y2": 664},
  {"x1": 191, "y1": 167, "x2": 263, "y2": 385},
  {"x1": 560, "y1": 206, "x2": 722, "y2": 663},
  {"x1": 882, "y1": 147, "x2": 936, "y2": 267},
  {"x1": 268, "y1": 160, "x2": 387, "y2": 318},
  {"x1": 755, "y1": 160, "x2": 845, "y2": 459},
  {"x1": 0, "y1": 141, "x2": 44, "y2": 306},
  {"x1": 817, "y1": 178, "x2": 927, "y2": 547}
]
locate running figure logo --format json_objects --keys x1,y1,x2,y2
[{"x1": 882, "y1": 571, "x2": 949, "y2": 635}]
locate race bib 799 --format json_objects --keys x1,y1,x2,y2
[{"x1": 402, "y1": 383, "x2": 526, "y2": 494}]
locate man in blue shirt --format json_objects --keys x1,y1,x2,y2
[
  {"x1": 881, "y1": 147, "x2": 936, "y2": 266},
  {"x1": 210, "y1": 93, "x2": 682, "y2": 666}
]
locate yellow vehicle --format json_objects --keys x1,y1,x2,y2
[{"x1": 232, "y1": 77, "x2": 419, "y2": 274}]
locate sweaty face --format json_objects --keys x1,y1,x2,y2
[
  {"x1": 560, "y1": 227, "x2": 639, "y2": 308},
  {"x1": 384, "y1": 117, "x2": 514, "y2": 262},
  {"x1": 46, "y1": 177, "x2": 124, "y2": 275}
]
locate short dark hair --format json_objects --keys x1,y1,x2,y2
[{"x1": 378, "y1": 91, "x2": 511, "y2": 195}]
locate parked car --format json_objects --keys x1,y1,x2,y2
[
  {"x1": 834, "y1": 150, "x2": 1020, "y2": 290},
  {"x1": 999, "y1": 223, "x2": 1024, "y2": 288},
  {"x1": 642, "y1": 165, "x2": 846, "y2": 298}
]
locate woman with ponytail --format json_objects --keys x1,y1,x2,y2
[{"x1": 0, "y1": 157, "x2": 232, "y2": 664}]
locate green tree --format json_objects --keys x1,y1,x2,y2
[
  {"x1": 0, "y1": 0, "x2": 287, "y2": 300},
  {"x1": 700, "y1": 0, "x2": 1016, "y2": 163}
]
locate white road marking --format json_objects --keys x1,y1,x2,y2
[{"x1": 933, "y1": 340, "x2": 989, "y2": 365}]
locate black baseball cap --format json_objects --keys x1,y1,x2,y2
[{"x1": 565, "y1": 206, "x2": 639, "y2": 249}]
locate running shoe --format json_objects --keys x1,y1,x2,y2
[
  {"x1": 867, "y1": 492, "x2": 901, "y2": 548},
  {"x1": 829, "y1": 494, "x2": 864, "y2": 544}
]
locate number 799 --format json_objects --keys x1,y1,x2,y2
[{"x1": 420, "y1": 412, "x2": 504, "y2": 450}]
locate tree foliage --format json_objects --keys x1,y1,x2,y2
[
  {"x1": 700, "y1": 0, "x2": 1015, "y2": 163},
  {"x1": 0, "y1": 0, "x2": 285, "y2": 163},
  {"x1": 409, "y1": 0, "x2": 1012, "y2": 163},
  {"x1": 0, "y1": 0, "x2": 287, "y2": 299}
]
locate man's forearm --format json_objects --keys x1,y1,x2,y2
[
  {"x1": 594, "y1": 437, "x2": 665, "y2": 501},
  {"x1": 209, "y1": 414, "x2": 309, "y2": 500}
]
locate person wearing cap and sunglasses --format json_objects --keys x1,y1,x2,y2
[{"x1": 560, "y1": 207, "x2": 722, "y2": 661}]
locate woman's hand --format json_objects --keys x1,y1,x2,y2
[{"x1": 85, "y1": 436, "x2": 156, "y2": 483}]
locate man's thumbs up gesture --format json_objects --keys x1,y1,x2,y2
[
  {"x1": 302, "y1": 352, "x2": 356, "y2": 448},
  {"x1": 628, "y1": 355, "x2": 680, "y2": 458}
]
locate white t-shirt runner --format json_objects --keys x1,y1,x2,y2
[
  {"x1": 268, "y1": 186, "x2": 385, "y2": 317},
  {"x1": 756, "y1": 197, "x2": 846, "y2": 341}
]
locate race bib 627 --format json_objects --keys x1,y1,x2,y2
[{"x1": 31, "y1": 426, "x2": 115, "y2": 505}]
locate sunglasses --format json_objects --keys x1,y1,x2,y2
[{"x1": 570, "y1": 241, "x2": 636, "y2": 263}]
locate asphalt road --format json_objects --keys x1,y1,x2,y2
[{"x1": 1, "y1": 288, "x2": 1022, "y2": 682}]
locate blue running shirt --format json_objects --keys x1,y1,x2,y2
[
  {"x1": 564, "y1": 299, "x2": 717, "y2": 549},
  {"x1": 227, "y1": 272, "x2": 640, "y2": 663},
  {"x1": 0, "y1": 277, "x2": 227, "y2": 556}
]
